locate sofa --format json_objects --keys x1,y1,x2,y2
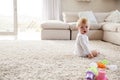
[
  {"x1": 40, "y1": 11, "x2": 120, "y2": 45},
  {"x1": 103, "y1": 23, "x2": 120, "y2": 45},
  {"x1": 40, "y1": 20, "x2": 70, "y2": 40}
]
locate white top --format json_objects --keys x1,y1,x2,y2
[{"x1": 74, "y1": 33, "x2": 91, "y2": 57}]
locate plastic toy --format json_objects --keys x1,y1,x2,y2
[
  {"x1": 97, "y1": 62, "x2": 106, "y2": 69},
  {"x1": 96, "y1": 69, "x2": 108, "y2": 80},
  {"x1": 86, "y1": 66, "x2": 98, "y2": 80},
  {"x1": 107, "y1": 65, "x2": 117, "y2": 71},
  {"x1": 86, "y1": 71, "x2": 95, "y2": 80},
  {"x1": 97, "y1": 59, "x2": 108, "y2": 69},
  {"x1": 101, "y1": 59, "x2": 108, "y2": 64},
  {"x1": 85, "y1": 59, "x2": 117, "y2": 80},
  {"x1": 87, "y1": 66, "x2": 98, "y2": 75}
]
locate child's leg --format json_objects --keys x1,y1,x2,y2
[{"x1": 91, "y1": 50, "x2": 100, "y2": 57}]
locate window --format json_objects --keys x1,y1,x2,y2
[{"x1": 0, "y1": 0, "x2": 14, "y2": 33}]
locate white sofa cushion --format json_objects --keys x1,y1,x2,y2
[
  {"x1": 41, "y1": 30, "x2": 70, "y2": 40},
  {"x1": 71, "y1": 30, "x2": 103, "y2": 40},
  {"x1": 68, "y1": 22, "x2": 101, "y2": 30},
  {"x1": 105, "y1": 10, "x2": 120, "y2": 23},
  {"x1": 102, "y1": 23, "x2": 120, "y2": 32},
  {"x1": 41, "y1": 20, "x2": 69, "y2": 30},
  {"x1": 62, "y1": 12, "x2": 79, "y2": 23},
  {"x1": 99, "y1": 22, "x2": 111, "y2": 27},
  {"x1": 68, "y1": 22, "x2": 77, "y2": 30},
  {"x1": 94, "y1": 12, "x2": 110, "y2": 23},
  {"x1": 78, "y1": 11, "x2": 98, "y2": 24}
]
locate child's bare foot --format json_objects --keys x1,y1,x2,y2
[
  {"x1": 92, "y1": 52, "x2": 97, "y2": 57},
  {"x1": 87, "y1": 54, "x2": 94, "y2": 59},
  {"x1": 92, "y1": 51, "x2": 100, "y2": 57}
]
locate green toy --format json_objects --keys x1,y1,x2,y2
[
  {"x1": 87, "y1": 66, "x2": 98, "y2": 75},
  {"x1": 101, "y1": 59, "x2": 108, "y2": 65}
]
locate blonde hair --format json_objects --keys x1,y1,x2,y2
[{"x1": 76, "y1": 18, "x2": 89, "y2": 28}]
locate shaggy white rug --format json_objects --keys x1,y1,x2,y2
[{"x1": 0, "y1": 40, "x2": 120, "y2": 80}]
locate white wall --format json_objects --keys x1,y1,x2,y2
[{"x1": 61, "y1": 0, "x2": 118, "y2": 12}]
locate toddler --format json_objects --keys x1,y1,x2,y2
[{"x1": 74, "y1": 18, "x2": 99, "y2": 58}]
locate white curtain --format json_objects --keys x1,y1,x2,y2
[{"x1": 42, "y1": 0, "x2": 61, "y2": 20}]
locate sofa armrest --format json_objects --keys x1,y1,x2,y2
[{"x1": 102, "y1": 23, "x2": 120, "y2": 32}]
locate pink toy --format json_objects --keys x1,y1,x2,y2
[{"x1": 96, "y1": 69, "x2": 108, "y2": 80}]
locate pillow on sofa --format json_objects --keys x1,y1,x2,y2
[
  {"x1": 62, "y1": 12, "x2": 79, "y2": 23},
  {"x1": 105, "y1": 10, "x2": 120, "y2": 23},
  {"x1": 78, "y1": 11, "x2": 98, "y2": 24}
]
